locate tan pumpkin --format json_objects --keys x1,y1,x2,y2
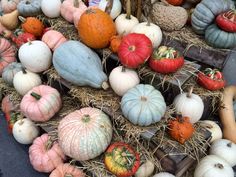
[
  {"x1": 49, "y1": 163, "x2": 85, "y2": 177},
  {"x1": 0, "y1": 23, "x2": 12, "y2": 38},
  {"x1": 1, "y1": 0, "x2": 20, "y2": 13},
  {"x1": 0, "y1": 10, "x2": 19, "y2": 30},
  {"x1": 29, "y1": 133, "x2": 66, "y2": 173}
]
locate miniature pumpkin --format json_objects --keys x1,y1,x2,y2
[
  {"x1": 41, "y1": 0, "x2": 61, "y2": 18},
  {"x1": 12, "y1": 118, "x2": 39, "y2": 144},
  {"x1": 0, "y1": 38, "x2": 17, "y2": 76},
  {"x1": 49, "y1": 163, "x2": 86, "y2": 177},
  {"x1": 29, "y1": 133, "x2": 66, "y2": 173},
  {"x1": 166, "y1": 0, "x2": 183, "y2": 6},
  {"x1": 121, "y1": 84, "x2": 166, "y2": 126},
  {"x1": 11, "y1": 29, "x2": 36, "y2": 48},
  {"x1": 6, "y1": 112, "x2": 21, "y2": 134},
  {"x1": 19, "y1": 16, "x2": 44, "y2": 37},
  {"x1": 118, "y1": 33, "x2": 153, "y2": 69},
  {"x1": 19, "y1": 40, "x2": 52, "y2": 73},
  {"x1": 98, "y1": 0, "x2": 122, "y2": 19},
  {"x1": 168, "y1": 115, "x2": 195, "y2": 144},
  {"x1": 109, "y1": 35, "x2": 122, "y2": 53},
  {"x1": 58, "y1": 107, "x2": 113, "y2": 161},
  {"x1": 13, "y1": 68, "x2": 42, "y2": 95},
  {"x1": 216, "y1": 10, "x2": 236, "y2": 32},
  {"x1": 17, "y1": 0, "x2": 42, "y2": 17},
  {"x1": 20, "y1": 85, "x2": 62, "y2": 122},
  {"x1": 105, "y1": 142, "x2": 140, "y2": 177},
  {"x1": 0, "y1": 10, "x2": 19, "y2": 30},
  {"x1": 2, "y1": 62, "x2": 23, "y2": 86},
  {"x1": 1, "y1": 0, "x2": 20, "y2": 13},
  {"x1": 135, "y1": 160, "x2": 155, "y2": 177},
  {"x1": 153, "y1": 172, "x2": 175, "y2": 177},
  {"x1": 194, "y1": 155, "x2": 234, "y2": 177},
  {"x1": 109, "y1": 66, "x2": 140, "y2": 96},
  {"x1": 78, "y1": 8, "x2": 116, "y2": 49},
  {"x1": 149, "y1": 46, "x2": 184, "y2": 74}
]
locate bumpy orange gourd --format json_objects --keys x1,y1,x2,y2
[
  {"x1": 78, "y1": 8, "x2": 116, "y2": 49},
  {"x1": 109, "y1": 35, "x2": 122, "y2": 53},
  {"x1": 49, "y1": 163, "x2": 85, "y2": 177},
  {"x1": 166, "y1": 0, "x2": 183, "y2": 6},
  {"x1": 20, "y1": 16, "x2": 44, "y2": 37}
]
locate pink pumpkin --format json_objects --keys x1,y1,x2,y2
[
  {"x1": 29, "y1": 133, "x2": 66, "y2": 173},
  {"x1": 0, "y1": 38, "x2": 16, "y2": 75},
  {"x1": 1, "y1": 0, "x2": 20, "y2": 13},
  {"x1": 73, "y1": 2, "x2": 88, "y2": 26},
  {"x1": 49, "y1": 163, "x2": 85, "y2": 177},
  {"x1": 20, "y1": 85, "x2": 62, "y2": 122},
  {"x1": 42, "y1": 30, "x2": 67, "y2": 51}
]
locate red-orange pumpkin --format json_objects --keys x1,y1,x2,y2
[
  {"x1": 49, "y1": 163, "x2": 85, "y2": 177},
  {"x1": 109, "y1": 35, "x2": 122, "y2": 53},
  {"x1": 166, "y1": 0, "x2": 183, "y2": 6}
]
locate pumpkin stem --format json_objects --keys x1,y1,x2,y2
[
  {"x1": 102, "y1": 81, "x2": 109, "y2": 90},
  {"x1": 186, "y1": 86, "x2": 194, "y2": 98},
  {"x1": 126, "y1": 0, "x2": 131, "y2": 19},
  {"x1": 227, "y1": 142, "x2": 232, "y2": 147},
  {"x1": 214, "y1": 163, "x2": 224, "y2": 169},
  {"x1": 31, "y1": 92, "x2": 42, "y2": 100},
  {"x1": 141, "y1": 96, "x2": 147, "y2": 102},
  {"x1": 18, "y1": 16, "x2": 26, "y2": 23},
  {"x1": 121, "y1": 66, "x2": 126, "y2": 72},
  {"x1": 147, "y1": 18, "x2": 151, "y2": 26},
  {"x1": 177, "y1": 114, "x2": 184, "y2": 123},
  {"x1": 21, "y1": 67, "x2": 27, "y2": 74},
  {"x1": 105, "y1": 0, "x2": 114, "y2": 15},
  {"x1": 18, "y1": 119, "x2": 24, "y2": 125},
  {"x1": 65, "y1": 174, "x2": 73, "y2": 177},
  {"x1": 73, "y1": 0, "x2": 79, "y2": 8},
  {"x1": 25, "y1": 0, "x2": 31, "y2": 4},
  {"x1": 136, "y1": 0, "x2": 142, "y2": 21},
  {"x1": 82, "y1": 114, "x2": 91, "y2": 122}
]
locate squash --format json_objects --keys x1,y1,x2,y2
[
  {"x1": 2, "y1": 62, "x2": 23, "y2": 86},
  {"x1": 12, "y1": 118, "x2": 39, "y2": 144},
  {"x1": 19, "y1": 40, "x2": 52, "y2": 73},
  {"x1": 0, "y1": 10, "x2": 19, "y2": 30},
  {"x1": 134, "y1": 160, "x2": 155, "y2": 177},
  {"x1": 11, "y1": 29, "x2": 36, "y2": 48},
  {"x1": 53, "y1": 40, "x2": 109, "y2": 89},
  {"x1": 0, "y1": 23, "x2": 12, "y2": 39},
  {"x1": 49, "y1": 163, "x2": 85, "y2": 177},
  {"x1": 58, "y1": 107, "x2": 113, "y2": 161},
  {"x1": 109, "y1": 66, "x2": 140, "y2": 96},
  {"x1": 98, "y1": 0, "x2": 122, "y2": 19},
  {"x1": 72, "y1": 1, "x2": 88, "y2": 27},
  {"x1": 121, "y1": 84, "x2": 166, "y2": 126},
  {"x1": 41, "y1": 0, "x2": 61, "y2": 18},
  {"x1": 194, "y1": 155, "x2": 234, "y2": 177},
  {"x1": 216, "y1": 10, "x2": 236, "y2": 32},
  {"x1": 153, "y1": 172, "x2": 175, "y2": 177},
  {"x1": 20, "y1": 85, "x2": 62, "y2": 122},
  {"x1": 5, "y1": 112, "x2": 21, "y2": 134},
  {"x1": 109, "y1": 35, "x2": 122, "y2": 53},
  {"x1": 17, "y1": 0, "x2": 42, "y2": 17},
  {"x1": 219, "y1": 86, "x2": 236, "y2": 144},
  {"x1": 1, "y1": 0, "x2": 20, "y2": 13}
]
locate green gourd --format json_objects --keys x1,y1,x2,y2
[{"x1": 53, "y1": 40, "x2": 109, "y2": 89}]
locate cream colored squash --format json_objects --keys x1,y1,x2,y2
[
  {"x1": 98, "y1": 0, "x2": 122, "y2": 19},
  {"x1": 41, "y1": 0, "x2": 61, "y2": 18},
  {"x1": 153, "y1": 172, "x2": 175, "y2": 177},
  {"x1": 135, "y1": 160, "x2": 155, "y2": 177}
]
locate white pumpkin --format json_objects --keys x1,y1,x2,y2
[
  {"x1": 199, "y1": 120, "x2": 223, "y2": 143},
  {"x1": 173, "y1": 87, "x2": 204, "y2": 123},
  {"x1": 13, "y1": 69, "x2": 42, "y2": 95},
  {"x1": 209, "y1": 139, "x2": 236, "y2": 167},
  {"x1": 41, "y1": 0, "x2": 61, "y2": 18},
  {"x1": 131, "y1": 22, "x2": 162, "y2": 48},
  {"x1": 135, "y1": 160, "x2": 155, "y2": 177},
  {"x1": 18, "y1": 40, "x2": 52, "y2": 73},
  {"x1": 194, "y1": 155, "x2": 234, "y2": 177},
  {"x1": 13, "y1": 118, "x2": 39, "y2": 144},
  {"x1": 109, "y1": 66, "x2": 140, "y2": 96},
  {"x1": 153, "y1": 172, "x2": 175, "y2": 177},
  {"x1": 98, "y1": 0, "x2": 122, "y2": 19}
]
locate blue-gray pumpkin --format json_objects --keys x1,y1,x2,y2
[
  {"x1": 191, "y1": 0, "x2": 234, "y2": 34},
  {"x1": 53, "y1": 40, "x2": 109, "y2": 89},
  {"x1": 205, "y1": 24, "x2": 236, "y2": 49},
  {"x1": 121, "y1": 84, "x2": 166, "y2": 126},
  {"x1": 17, "y1": 0, "x2": 42, "y2": 17},
  {"x1": 2, "y1": 62, "x2": 23, "y2": 86}
]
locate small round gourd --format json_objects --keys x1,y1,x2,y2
[
  {"x1": 12, "y1": 118, "x2": 39, "y2": 144},
  {"x1": 49, "y1": 163, "x2": 85, "y2": 177},
  {"x1": 20, "y1": 16, "x2": 44, "y2": 37},
  {"x1": 41, "y1": 0, "x2": 61, "y2": 18},
  {"x1": 98, "y1": 0, "x2": 122, "y2": 19},
  {"x1": 121, "y1": 84, "x2": 166, "y2": 126},
  {"x1": 153, "y1": 172, "x2": 175, "y2": 177},
  {"x1": 209, "y1": 139, "x2": 236, "y2": 167},
  {"x1": 2, "y1": 62, "x2": 22, "y2": 86},
  {"x1": 109, "y1": 66, "x2": 140, "y2": 96},
  {"x1": 17, "y1": 0, "x2": 42, "y2": 17}
]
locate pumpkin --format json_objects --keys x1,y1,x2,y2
[
  {"x1": 17, "y1": 0, "x2": 42, "y2": 17},
  {"x1": 199, "y1": 120, "x2": 223, "y2": 143},
  {"x1": 131, "y1": 21, "x2": 162, "y2": 48},
  {"x1": 19, "y1": 40, "x2": 52, "y2": 73},
  {"x1": 191, "y1": 0, "x2": 234, "y2": 34},
  {"x1": 104, "y1": 142, "x2": 140, "y2": 177},
  {"x1": 109, "y1": 35, "x2": 122, "y2": 53},
  {"x1": 41, "y1": 0, "x2": 61, "y2": 18},
  {"x1": 1, "y1": 95, "x2": 19, "y2": 114},
  {"x1": 1, "y1": 0, "x2": 20, "y2": 13},
  {"x1": 0, "y1": 10, "x2": 19, "y2": 30},
  {"x1": 19, "y1": 16, "x2": 44, "y2": 37},
  {"x1": 73, "y1": 1, "x2": 88, "y2": 27},
  {"x1": 118, "y1": 33, "x2": 153, "y2": 69},
  {"x1": 149, "y1": 46, "x2": 184, "y2": 74},
  {"x1": 6, "y1": 112, "x2": 21, "y2": 134},
  {"x1": 58, "y1": 107, "x2": 113, "y2": 161},
  {"x1": 168, "y1": 115, "x2": 195, "y2": 144},
  {"x1": 20, "y1": 85, "x2": 62, "y2": 122},
  {"x1": 115, "y1": 0, "x2": 139, "y2": 35},
  {"x1": 11, "y1": 29, "x2": 36, "y2": 48},
  {"x1": 219, "y1": 86, "x2": 236, "y2": 144},
  {"x1": 12, "y1": 118, "x2": 39, "y2": 144},
  {"x1": 134, "y1": 160, "x2": 155, "y2": 177},
  {"x1": 2, "y1": 62, "x2": 23, "y2": 86},
  {"x1": 153, "y1": 172, "x2": 175, "y2": 177},
  {"x1": 166, "y1": 0, "x2": 183, "y2": 6},
  {"x1": 0, "y1": 23, "x2": 12, "y2": 39},
  {"x1": 216, "y1": 10, "x2": 236, "y2": 32},
  {"x1": 173, "y1": 87, "x2": 204, "y2": 123},
  {"x1": 53, "y1": 40, "x2": 109, "y2": 89},
  {"x1": 121, "y1": 84, "x2": 166, "y2": 126},
  {"x1": 194, "y1": 155, "x2": 234, "y2": 177},
  {"x1": 98, "y1": 0, "x2": 122, "y2": 19},
  {"x1": 13, "y1": 68, "x2": 42, "y2": 95},
  {"x1": 78, "y1": 8, "x2": 116, "y2": 49},
  {"x1": 0, "y1": 37, "x2": 17, "y2": 76},
  {"x1": 109, "y1": 66, "x2": 140, "y2": 96},
  {"x1": 209, "y1": 139, "x2": 236, "y2": 167},
  {"x1": 49, "y1": 163, "x2": 85, "y2": 177},
  {"x1": 42, "y1": 30, "x2": 67, "y2": 51},
  {"x1": 205, "y1": 23, "x2": 236, "y2": 49},
  {"x1": 29, "y1": 133, "x2": 66, "y2": 173}
]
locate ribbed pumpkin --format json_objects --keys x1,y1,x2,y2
[
  {"x1": 49, "y1": 163, "x2": 85, "y2": 177},
  {"x1": 58, "y1": 107, "x2": 113, "y2": 161},
  {"x1": 1, "y1": 0, "x2": 20, "y2": 13},
  {"x1": 20, "y1": 16, "x2": 44, "y2": 37},
  {"x1": 17, "y1": 0, "x2": 42, "y2": 17},
  {"x1": 121, "y1": 84, "x2": 166, "y2": 126},
  {"x1": 77, "y1": 8, "x2": 116, "y2": 49},
  {"x1": 2, "y1": 62, "x2": 23, "y2": 86},
  {"x1": 20, "y1": 85, "x2": 62, "y2": 122}
]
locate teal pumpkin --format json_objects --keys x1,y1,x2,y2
[
  {"x1": 2, "y1": 62, "x2": 23, "y2": 86},
  {"x1": 191, "y1": 0, "x2": 234, "y2": 34},
  {"x1": 205, "y1": 24, "x2": 236, "y2": 49},
  {"x1": 53, "y1": 40, "x2": 108, "y2": 89},
  {"x1": 121, "y1": 84, "x2": 166, "y2": 126}
]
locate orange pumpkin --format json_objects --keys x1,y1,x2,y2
[
  {"x1": 166, "y1": 0, "x2": 183, "y2": 6},
  {"x1": 19, "y1": 16, "x2": 44, "y2": 37},
  {"x1": 109, "y1": 35, "x2": 122, "y2": 53},
  {"x1": 49, "y1": 163, "x2": 85, "y2": 177},
  {"x1": 78, "y1": 8, "x2": 116, "y2": 49},
  {"x1": 168, "y1": 115, "x2": 195, "y2": 144}
]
